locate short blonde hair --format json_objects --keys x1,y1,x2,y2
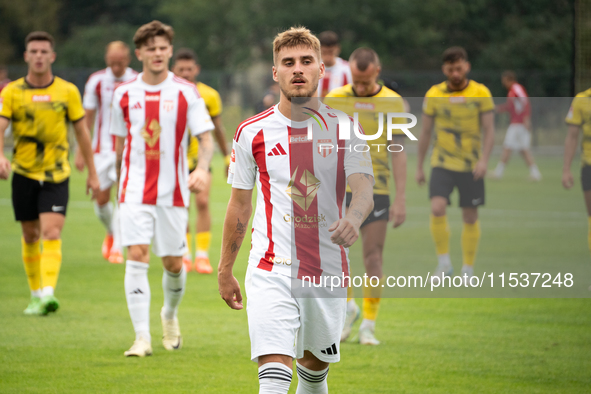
[
  {"x1": 106, "y1": 41, "x2": 130, "y2": 56},
  {"x1": 273, "y1": 26, "x2": 321, "y2": 65}
]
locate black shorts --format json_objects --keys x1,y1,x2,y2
[
  {"x1": 429, "y1": 167, "x2": 485, "y2": 207},
  {"x1": 346, "y1": 192, "x2": 390, "y2": 228},
  {"x1": 12, "y1": 173, "x2": 69, "y2": 221},
  {"x1": 582, "y1": 166, "x2": 591, "y2": 191}
]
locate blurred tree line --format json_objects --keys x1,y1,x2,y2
[{"x1": 0, "y1": 0, "x2": 573, "y2": 74}]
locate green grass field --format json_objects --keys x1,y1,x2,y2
[{"x1": 1, "y1": 153, "x2": 590, "y2": 393}]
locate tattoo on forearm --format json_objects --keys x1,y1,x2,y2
[
  {"x1": 352, "y1": 209, "x2": 363, "y2": 220},
  {"x1": 362, "y1": 173, "x2": 372, "y2": 181},
  {"x1": 196, "y1": 134, "x2": 214, "y2": 171},
  {"x1": 236, "y1": 218, "x2": 246, "y2": 236},
  {"x1": 231, "y1": 237, "x2": 244, "y2": 254}
]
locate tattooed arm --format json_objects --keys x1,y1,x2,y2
[
  {"x1": 218, "y1": 187, "x2": 253, "y2": 310},
  {"x1": 329, "y1": 172, "x2": 374, "y2": 247}
]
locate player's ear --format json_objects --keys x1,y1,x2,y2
[
  {"x1": 319, "y1": 61, "x2": 325, "y2": 80},
  {"x1": 50, "y1": 50, "x2": 56, "y2": 64},
  {"x1": 135, "y1": 48, "x2": 142, "y2": 62},
  {"x1": 272, "y1": 66, "x2": 278, "y2": 82},
  {"x1": 465, "y1": 61, "x2": 471, "y2": 73},
  {"x1": 195, "y1": 64, "x2": 201, "y2": 77}
]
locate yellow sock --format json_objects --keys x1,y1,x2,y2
[
  {"x1": 186, "y1": 233, "x2": 192, "y2": 256},
  {"x1": 196, "y1": 231, "x2": 212, "y2": 256},
  {"x1": 462, "y1": 221, "x2": 481, "y2": 266},
  {"x1": 430, "y1": 215, "x2": 450, "y2": 255},
  {"x1": 588, "y1": 217, "x2": 591, "y2": 255},
  {"x1": 40, "y1": 239, "x2": 62, "y2": 291},
  {"x1": 362, "y1": 279, "x2": 384, "y2": 321},
  {"x1": 347, "y1": 285, "x2": 354, "y2": 302},
  {"x1": 22, "y1": 238, "x2": 41, "y2": 294}
]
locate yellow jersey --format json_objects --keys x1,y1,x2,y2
[
  {"x1": 326, "y1": 84, "x2": 405, "y2": 195},
  {"x1": 187, "y1": 82, "x2": 222, "y2": 170},
  {"x1": 423, "y1": 80, "x2": 494, "y2": 172},
  {"x1": 0, "y1": 77, "x2": 85, "y2": 182},
  {"x1": 565, "y1": 88, "x2": 591, "y2": 166}
]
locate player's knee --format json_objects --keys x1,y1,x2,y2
[
  {"x1": 196, "y1": 195, "x2": 209, "y2": 211},
  {"x1": 431, "y1": 204, "x2": 446, "y2": 217},
  {"x1": 462, "y1": 209, "x2": 478, "y2": 224},
  {"x1": 127, "y1": 246, "x2": 149, "y2": 262},
  {"x1": 42, "y1": 227, "x2": 61, "y2": 241},
  {"x1": 95, "y1": 192, "x2": 110, "y2": 206},
  {"x1": 22, "y1": 228, "x2": 40, "y2": 243},
  {"x1": 298, "y1": 351, "x2": 329, "y2": 371},
  {"x1": 162, "y1": 256, "x2": 183, "y2": 273}
]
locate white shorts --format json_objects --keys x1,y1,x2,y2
[
  {"x1": 503, "y1": 124, "x2": 531, "y2": 151},
  {"x1": 94, "y1": 152, "x2": 117, "y2": 191},
  {"x1": 245, "y1": 265, "x2": 346, "y2": 364},
  {"x1": 119, "y1": 202, "x2": 188, "y2": 257}
]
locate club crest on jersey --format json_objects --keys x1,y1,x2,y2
[
  {"x1": 141, "y1": 119, "x2": 161, "y2": 148},
  {"x1": 286, "y1": 166, "x2": 321, "y2": 211},
  {"x1": 163, "y1": 100, "x2": 174, "y2": 112},
  {"x1": 317, "y1": 139, "x2": 333, "y2": 157}
]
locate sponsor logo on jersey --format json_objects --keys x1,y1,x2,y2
[
  {"x1": 290, "y1": 135, "x2": 310, "y2": 144},
  {"x1": 354, "y1": 102, "x2": 375, "y2": 110},
  {"x1": 283, "y1": 213, "x2": 327, "y2": 229},
  {"x1": 449, "y1": 96, "x2": 466, "y2": 103},
  {"x1": 141, "y1": 119, "x2": 162, "y2": 149},
  {"x1": 269, "y1": 256, "x2": 292, "y2": 266},
  {"x1": 286, "y1": 166, "x2": 320, "y2": 211},
  {"x1": 145, "y1": 94, "x2": 160, "y2": 101},
  {"x1": 32, "y1": 95, "x2": 51, "y2": 102}
]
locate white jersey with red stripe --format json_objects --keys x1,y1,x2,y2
[
  {"x1": 318, "y1": 57, "x2": 352, "y2": 97},
  {"x1": 83, "y1": 67, "x2": 138, "y2": 154},
  {"x1": 498, "y1": 82, "x2": 531, "y2": 124},
  {"x1": 228, "y1": 103, "x2": 374, "y2": 279},
  {"x1": 110, "y1": 71, "x2": 214, "y2": 207}
]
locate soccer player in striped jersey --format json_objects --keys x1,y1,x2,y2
[
  {"x1": 326, "y1": 47, "x2": 407, "y2": 345},
  {"x1": 0, "y1": 31, "x2": 100, "y2": 315},
  {"x1": 317, "y1": 31, "x2": 352, "y2": 97},
  {"x1": 172, "y1": 48, "x2": 231, "y2": 274},
  {"x1": 75, "y1": 41, "x2": 137, "y2": 264},
  {"x1": 416, "y1": 47, "x2": 495, "y2": 283},
  {"x1": 110, "y1": 21, "x2": 214, "y2": 357},
  {"x1": 219, "y1": 27, "x2": 374, "y2": 394},
  {"x1": 563, "y1": 86, "x2": 591, "y2": 265},
  {"x1": 492, "y1": 71, "x2": 541, "y2": 181}
]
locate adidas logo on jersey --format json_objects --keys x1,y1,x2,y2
[
  {"x1": 320, "y1": 343, "x2": 338, "y2": 355},
  {"x1": 131, "y1": 102, "x2": 143, "y2": 110},
  {"x1": 267, "y1": 143, "x2": 287, "y2": 156}
]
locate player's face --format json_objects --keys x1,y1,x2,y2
[
  {"x1": 321, "y1": 45, "x2": 340, "y2": 67},
  {"x1": 24, "y1": 41, "x2": 55, "y2": 75},
  {"x1": 273, "y1": 45, "x2": 324, "y2": 101},
  {"x1": 442, "y1": 59, "x2": 470, "y2": 89},
  {"x1": 106, "y1": 50, "x2": 130, "y2": 78},
  {"x1": 136, "y1": 36, "x2": 173, "y2": 75},
  {"x1": 501, "y1": 76, "x2": 513, "y2": 90},
  {"x1": 172, "y1": 59, "x2": 200, "y2": 83},
  {"x1": 350, "y1": 62, "x2": 381, "y2": 97}
]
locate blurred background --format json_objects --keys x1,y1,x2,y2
[{"x1": 0, "y1": 0, "x2": 589, "y2": 144}]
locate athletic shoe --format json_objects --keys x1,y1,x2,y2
[
  {"x1": 124, "y1": 338, "x2": 153, "y2": 357},
  {"x1": 359, "y1": 326, "x2": 381, "y2": 345},
  {"x1": 461, "y1": 265, "x2": 474, "y2": 286},
  {"x1": 431, "y1": 263, "x2": 453, "y2": 285},
  {"x1": 102, "y1": 234, "x2": 114, "y2": 261},
  {"x1": 182, "y1": 256, "x2": 193, "y2": 272},
  {"x1": 23, "y1": 296, "x2": 43, "y2": 315},
  {"x1": 108, "y1": 249, "x2": 124, "y2": 264},
  {"x1": 340, "y1": 302, "x2": 360, "y2": 342},
  {"x1": 161, "y1": 308, "x2": 182, "y2": 351},
  {"x1": 40, "y1": 295, "x2": 60, "y2": 315},
  {"x1": 195, "y1": 256, "x2": 213, "y2": 274}
]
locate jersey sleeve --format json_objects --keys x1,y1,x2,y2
[
  {"x1": 422, "y1": 89, "x2": 437, "y2": 117},
  {"x1": 566, "y1": 96, "x2": 583, "y2": 126},
  {"x1": 187, "y1": 89, "x2": 214, "y2": 136},
  {"x1": 344, "y1": 121, "x2": 375, "y2": 182},
  {"x1": 67, "y1": 84, "x2": 86, "y2": 123},
  {"x1": 204, "y1": 88, "x2": 223, "y2": 118},
  {"x1": 0, "y1": 83, "x2": 13, "y2": 119},
  {"x1": 478, "y1": 85, "x2": 495, "y2": 113},
  {"x1": 82, "y1": 76, "x2": 99, "y2": 110},
  {"x1": 227, "y1": 137, "x2": 256, "y2": 189},
  {"x1": 109, "y1": 89, "x2": 128, "y2": 137}
]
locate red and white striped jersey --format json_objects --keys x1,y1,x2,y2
[
  {"x1": 318, "y1": 57, "x2": 352, "y2": 97},
  {"x1": 83, "y1": 67, "x2": 138, "y2": 154},
  {"x1": 498, "y1": 82, "x2": 530, "y2": 124},
  {"x1": 228, "y1": 103, "x2": 374, "y2": 279},
  {"x1": 110, "y1": 72, "x2": 214, "y2": 207}
]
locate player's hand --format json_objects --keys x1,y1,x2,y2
[
  {"x1": 389, "y1": 197, "x2": 406, "y2": 228},
  {"x1": 0, "y1": 155, "x2": 11, "y2": 180},
  {"x1": 86, "y1": 173, "x2": 100, "y2": 199},
  {"x1": 218, "y1": 271, "x2": 243, "y2": 310},
  {"x1": 74, "y1": 149, "x2": 85, "y2": 172},
  {"x1": 328, "y1": 218, "x2": 359, "y2": 247},
  {"x1": 415, "y1": 167, "x2": 425, "y2": 186},
  {"x1": 473, "y1": 160, "x2": 487, "y2": 180},
  {"x1": 188, "y1": 168, "x2": 208, "y2": 193},
  {"x1": 562, "y1": 170, "x2": 574, "y2": 189}
]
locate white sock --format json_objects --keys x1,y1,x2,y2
[
  {"x1": 94, "y1": 202, "x2": 114, "y2": 234},
  {"x1": 530, "y1": 164, "x2": 541, "y2": 177},
  {"x1": 196, "y1": 250, "x2": 208, "y2": 258},
  {"x1": 258, "y1": 362, "x2": 292, "y2": 394},
  {"x1": 111, "y1": 204, "x2": 122, "y2": 253},
  {"x1": 296, "y1": 363, "x2": 329, "y2": 394},
  {"x1": 495, "y1": 162, "x2": 505, "y2": 176},
  {"x1": 437, "y1": 254, "x2": 452, "y2": 270},
  {"x1": 125, "y1": 260, "x2": 151, "y2": 342},
  {"x1": 32, "y1": 289, "x2": 42, "y2": 298},
  {"x1": 359, "y1": 319, "x2": 376, "y2": 332},
  {"x1": 162, "y1": 265, "x2": 186, "y2": 320},
  {"x1": 346, "y1": 299, "x2": 357, "y2": 313},
  {"x1": 41, "y1": 286, "x2": 54, "y2": 297}
]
